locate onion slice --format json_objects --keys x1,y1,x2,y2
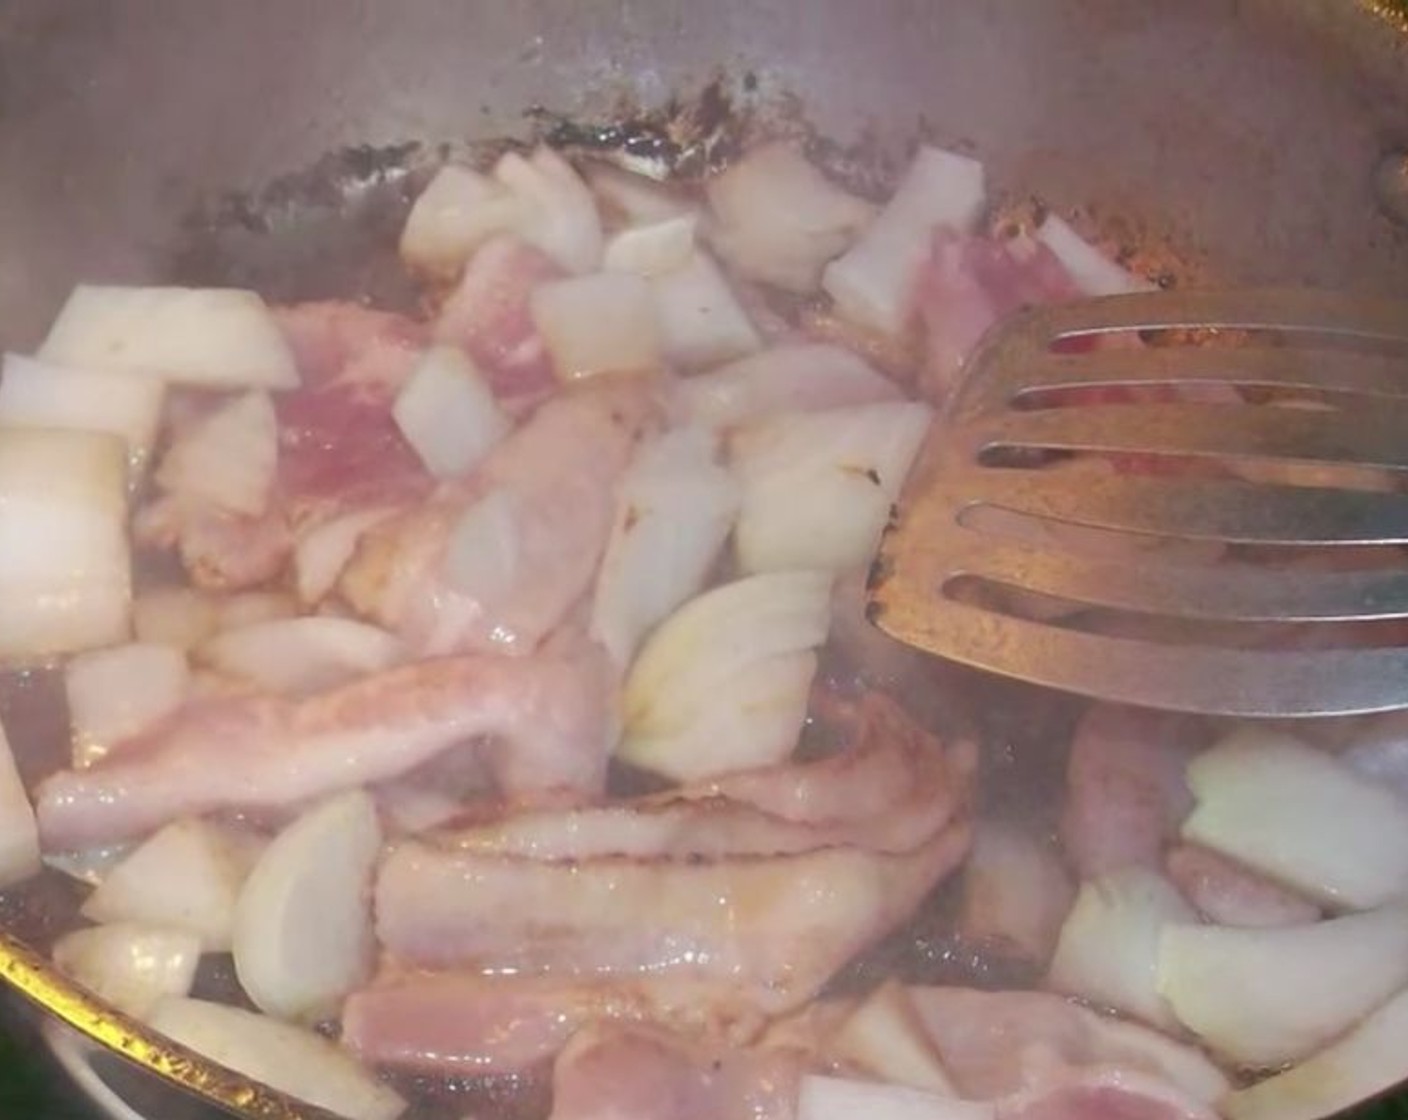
[
  {"x1": 232, "y1": 789, "x2": 381, "y2": 1021},
  {"x1": 823, "y1": 145, "x2": 986, "y2": 335},
  {"x1": 52, "y1": 922, "x2": 200, "y2": 1019},
  {"x1": 0, "y1": 352, "x2": 165, "y2": 480},
  {"x1": 706, "y1": 141, "x2": 876, "y2": 293},
  {"x1": 38, "y1": 285, "x2": 299, "y2": 390},
  {"x1": 79, "y1": 819, "x2": 264, "y2": 951},
  {"x1": 0, "y1": 428, "x2": 130, "y2": 661},
  {"x1": 399, "y1": 164, "x2": 525, "y2": 278},
  {"x1": 531, "y1": 272, "x2": 662, "y2": 381},
  {"x1": 619, "y1": 570, "x2": 832, "y2": 781},
  {"x1": 1036, "y1": 215, "x2": 1156, "y2": 297},
  {"x1": 392, "y1": 346, "x2": 509, "y2": 478},
  {"x1": 65, "y1": 643, "x2": 189, "y2": 768},
  {"x1": 603, "y1": 215, "x2": 699, "y2": 276},
  {"x1": 731, "y1": 401, "x2": 932, "y2": 574},
  {"x1": 494, "y1": 147, "x2": 604, "y2": 274},
  {"x1": 1221, "y1": 983, "x2": 1408, "y2": 1120},
  {"x1": 132, "y1": 588, "x2": 220, "y2": 650},
  {"x1": 1046, "y1": 868, "x2": 1196, "y2": 1032},
  {"x1": 1182, "y1": 726, "x2": 1408, "y2": 910},
  {"x1": 589, "y1": 426, "x2": 740, "y2": 667},
  {"x1": 1156, "y1": 903, "x2": 1408, "y2": 1066},
  {"x1": 147, "y1": 997, "x2": 405, "y2": 1120},
  {"x1": 651, "y1": 250, "x2": 763, "y2": 371},
  {"x1": 0, "y1": 718, "x2": 40, "y2": 888}
]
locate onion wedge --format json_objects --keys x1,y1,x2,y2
[
  {"x1": 147, "y1": 997, "x2": 405, "y2": 1120},
  {"x1": 232, "y1": 789, "x2": 381, "y2": 1021},
  {"x1": 38, "y1": 285, "x2": 298, "y2": 390}
]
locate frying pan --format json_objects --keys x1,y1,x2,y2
[{"x1": 0, "y1": 2, "x2": 1407, "y2": 1118}]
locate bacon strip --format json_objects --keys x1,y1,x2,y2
[
  {"x1": 340, "y1": 377, "x2": 659, "y2": 656},
  {"x1": 35, "y1": 651, "x2": 611, "y2": 849}
]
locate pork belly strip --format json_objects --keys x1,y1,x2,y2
[{"x1": 36, "y1": 651, "x2": 610, "y2": 849}]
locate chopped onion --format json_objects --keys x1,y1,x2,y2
[
  {"x1": 1221, "y1": 983, "x2": 1408, "y2": 1120},
  {"x1": 0, "y1": 352, "x2": 165, "y2": 479},
  {"x1": 706, "y1": 141, "x2": 876, "y2": 293},
  {"x1": 829, "y1": 981, "x2": 957, "y2": 1095},
  {"x1": 399, "y1": 164, "x2": 526, "y2": 278},
  {"x1": 38, "y1": 285, "x2": 299, "y2": 390},
  {"x1": 603, "y1": 214, "x2": 700, "y2": 276},
  {"x1": 80, "y1": 819, "x2": 264, "y2": 951},
  {"x1": 798, "y1": 1075, "x2": 992, "y2": 1120},
  {"x1": 213, "y1": 591, "x2": 300, "y2": 631},
  {"x1": 155, "y1": 391, "x2": 278, "y2": 518},
  {"x1": 233, "y1": 789, "x2": 381, "y2": 1022},
  {"x1": 294, "y1": 508, "x2": 396, "y2": 606},
  {"x1": 52, "y1": 922, "x2": 200, "y2": 1019},
  {"x1": 1182, "y1": 726, "x2": 1408, "y2": 910},
  {"x1": 674, "y1": 343, "x2": 901, "y2": 428},
  {"x1": 133, "y1": 588, "x2": 219, "y2": 650},
  {"x1": 0, "y1": 428, "x2": 130, "y2": 661},
  {"x1": 65, "y1": 643, "x2": 189, "y2": 768},
  {"x1": 0, "y1": 718, "x2": 40, "y2": 888},
  {"x1": 147, "y1": 997, "x2": 405, "y2": 1120},
  {"x1": 1036, "y1": 215, "x2": 1156, "y2": 297},
  {"x1": 586, "y1": 163, "x2": 696, "y2": 225},
  {"x1": 957, "y1": 821, "x2": 1075, "y2": 969},
  {"x1": 731, "y1": 401, "x2": 932, "y2": 574},
  {"x1": 823, "y1": 145, "x2": 986, "y2": 335},
  {"x1": 619, "y1": 570, "x2": 832, "y2": 781},
  {"x1": 531, "y1": 272, "x2": 662, "y2": 380},
  {"x1": 651, "y1": 250, "x2": 763, "y2": 371},
  {"x1": 392, "y1": 346, "x2": 509, "y2": 478},
  {"x1": 589, "y1": 426, "x2": 740, "y2": 667},
  {"x1": 444, "y1": 489, "x2": 519, "y2": 603},
  {"x1": 197, "y1": 617, "x2": 405, "y2": 696},
  {"x1": 1156, "y1": 903, "x2": 1408, "y2": 1066},
  {"x1": 43, "y1": 843, "x2": 132, "y2": 887},
  {"x1": 493, "y1": 146, "x2": 604, "y2": 274},
  {"x1": 1046, "y1": 869, "x2": 1196, "y2": 1032}
]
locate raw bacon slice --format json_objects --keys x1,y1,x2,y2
[{"x1": 35, "y1": 651, "x2": 612, "y2": 850}]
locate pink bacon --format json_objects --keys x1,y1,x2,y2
[{"x1": 35, "y1": 650, "x2": 611, "y2": 850}]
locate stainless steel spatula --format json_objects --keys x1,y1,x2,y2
[{"x1": 867, "y1": 288, "x2": 1408, "y2": 718}]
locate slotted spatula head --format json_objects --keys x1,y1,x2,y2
[{"x1": 868, "y1": 288, "x2": 1408, "y2": 718}]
